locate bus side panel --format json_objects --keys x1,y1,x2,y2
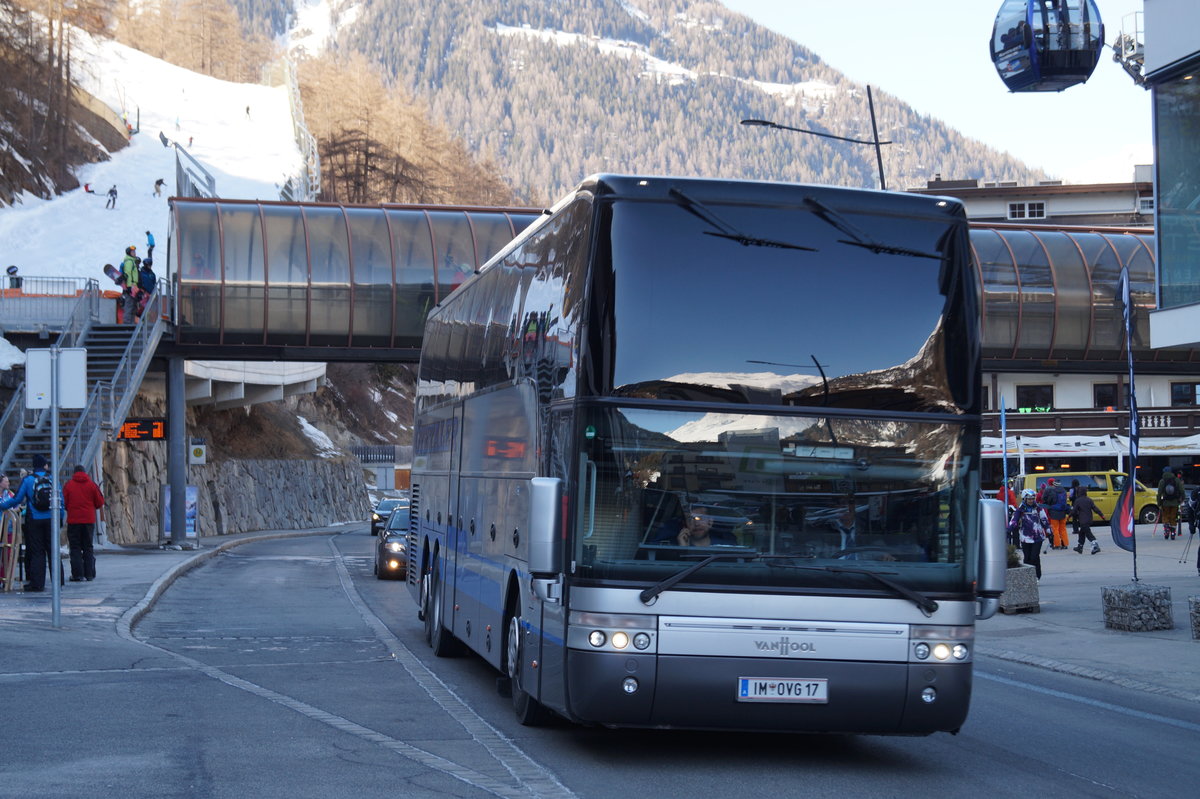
[{"x1": 460, "y1": 384, "x2": 539, "y2": 671}]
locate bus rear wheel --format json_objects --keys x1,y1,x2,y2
[
  {"x1": 506, "y1": 612, "x2": 551, "y2": 726},
  {"x1": 424, "y1": 559, "x2": 459, "y2": 657}
]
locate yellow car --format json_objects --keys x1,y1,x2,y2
[{"x1": 1015, "y1": 471, "x2": 1159, "y2": 525}]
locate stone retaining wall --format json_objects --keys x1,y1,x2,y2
[{"x1": 101, "y1": 439, "x2": 370, "y2": 544}]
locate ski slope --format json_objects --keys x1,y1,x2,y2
[{"x1": 0, "y1": 28, "x2": 302, "y2": 283}]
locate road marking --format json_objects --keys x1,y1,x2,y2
[
  {"x1": 327, "y1": 536, "x2": 576, "y2": 799},
  {"x1": 976, "y1": 670, "x2": 1200, "y2": 733},
  {"x1": 125, "y1": 532, "x2": 575, "y2": 799}
]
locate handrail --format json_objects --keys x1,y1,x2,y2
[
  {"x1": 0, "y1": 281, "x2": 100, "y2": 474},
  {"x1": 105, "y1": 289, "x2": 167, "y2": 429},
  {"x1": 56, "y1": 379, "x2": 112, "y2": 482}
]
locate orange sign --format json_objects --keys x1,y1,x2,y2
[{"x1": 118, "y1": 418, "x2": 167, "y2": 440}]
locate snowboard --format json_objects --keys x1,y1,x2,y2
[{"x1": 104, "y1": 263, "x2": 124, "y2": 285}]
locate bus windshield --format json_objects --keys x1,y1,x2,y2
[
  {"x1": 597, "y1": 195, "x2": 973, "y2": 413},
  {"x1": 571, "y1": 405, "x2": 977, "y2": 594}
]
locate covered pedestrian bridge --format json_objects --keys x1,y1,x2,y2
[{"x1": 165, "y1": 198, "x2": 542, "y2": 360}]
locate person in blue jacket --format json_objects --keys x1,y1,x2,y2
[{"x1": 0, "y1": 454, "x2": 55, "y2": 592}]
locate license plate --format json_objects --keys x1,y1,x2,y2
[{"x1": 737, "y1": 677, "x2": 828, "y2": 703}]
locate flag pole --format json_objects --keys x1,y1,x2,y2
[
  {"x1": 1109, "y1": 266, "x2": 1139, "y2": 580},
  {"x1": 1000, "y1": 396, "x2": 1009, "y2": 504}
]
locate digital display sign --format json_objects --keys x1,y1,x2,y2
[{"x1": 118, "y1": 418, "x2": 167, "y2": 440}]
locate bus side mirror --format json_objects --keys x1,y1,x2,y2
[
  {"x1": 976, "y1": 498, "x2": 1007, "y2": 620},
  {"x1": 529, "y1": 477, "x2": 562, "y2": 575}
]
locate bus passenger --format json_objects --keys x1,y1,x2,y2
[{"x1": 663, "y1": 506, "x2": 738, "y2": 547}]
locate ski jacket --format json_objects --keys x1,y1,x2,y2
[{"x1": 63, "y1": 470, "x2": 105, "y2": 524}]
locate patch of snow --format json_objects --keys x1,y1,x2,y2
[
  {"x1": 297, "y1": 415, "x2": 341, "y2": 457},
  {"x1": 0, "y1": 337, "x2": 26, "y2": 370}
]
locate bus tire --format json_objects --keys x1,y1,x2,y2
[
  {"x1": 506, "y1": 611, "x2": 551, "y2": 726},
  {"x1": 425, "y1": 558, "x2": 459, "y2": 657}
]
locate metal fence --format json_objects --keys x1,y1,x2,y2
[
  {"x1": 0, "y1": 277, "x2": 98, "y2": 333},
  {"x1": 350, "y1": 445, "x2": 412, "y2": 464}
]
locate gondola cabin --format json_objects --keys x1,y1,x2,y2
[{"x1": 991, "y1": 0, "x2": 1104, "y2": 92}]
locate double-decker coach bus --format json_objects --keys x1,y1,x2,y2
[{"x1": 408, "y1": 174, "x2": 1007, "y2": 735}]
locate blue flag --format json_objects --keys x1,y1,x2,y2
[{"x1": 1110, "y1": 266, "x2": 1138, "y2": 555}]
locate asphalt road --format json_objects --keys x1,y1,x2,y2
[{"x1": 3, "y1": 529, "x2": 1196, "y2": 798}]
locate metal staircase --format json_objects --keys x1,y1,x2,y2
[{"x1": 0, "y1": 287, "x2": 166, "y2": 483}]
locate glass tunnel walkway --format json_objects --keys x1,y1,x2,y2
[{"x1": 166, "y1": 198, "x2": 1176, "y2": 368}]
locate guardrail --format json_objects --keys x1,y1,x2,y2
[
  {"x1": 174, "y1": 145, "x2": 217, "y2": 198},
  {"x1": 271, "y1": 57, "x2": 320, "y2": 202}
]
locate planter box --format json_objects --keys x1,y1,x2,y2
[
  {"x1": 999, "y1": 565, "x2": 1040, "y2": 614},
  {"x1": 1101, "y1": 583, "x2": 1173, "y2": 632}
]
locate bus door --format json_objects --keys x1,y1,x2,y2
[{"x1": 528, "y1": 407, "x2": 575, "y2": 710}]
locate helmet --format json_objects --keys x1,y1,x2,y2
[
  {"x1": 1021, "y1": 489, "x2": 1036, "y2": 499},
  {"x1": 126, "y1": 246, "x2": 136, "y2": 255}
]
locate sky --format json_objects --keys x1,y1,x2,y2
[{"x1": 721, "y1": 0, "x2": 1152, "y2": 184}]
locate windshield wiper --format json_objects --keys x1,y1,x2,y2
[
  {"x1": 787, "y1": 563, "x2": 939, "y2": 616},
  {"x1": 803, "y1": 197, "x2": 942, "y2": 260},
  {"x1": 669, "y1": 188, "x2": 817, "y2": 251},
  {"x1": 639, "y1": 550, "x2": 790, "y2": 603}
]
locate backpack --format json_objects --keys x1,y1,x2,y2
[
  {"x1": 139, "y1": 265, "x2": 156, "y2": 294},
  {"x1": 1164, "y1": 480, "x2": 1177, "y2": 498},
  {"x1": 31, "y1": 472, "x2": 52, "y2": 512}
]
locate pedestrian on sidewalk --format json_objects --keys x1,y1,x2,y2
[
  {"x1": 62, "y1": 465, "x2": 104, "y2": 582},
  {"x1": 1157, "y1": 465, "x2": 1185, "y2": 539},
  {"x1": 1070, "y1": 486, "x2": 1104, "y2": 554},
  {"x1": 1009, "y1": 489, "x2": 1050, "y2": 579},
  {"x1": 0, "y1": 454, "x2": 55, "y2": 592},
  {"x1": 1042, "y1": 478, "x2": 1070, "y2": 549}
]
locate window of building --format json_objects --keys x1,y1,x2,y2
[
  {"x1": 1015, "y1": 384, "x2": 1054, "y2": 413},
  {"x1": 1155, "y1": 70, "x2": 1200, "y2": 308},
  {"x1": 1093, "y1": 383, "x2": 1118, "y2": 410},
  {"x1": 1007, "y1": 201, "x2": 1046, "y2": 220},
  {"x1": 1138, "y1": 196, "x2": 1155, "y2": 214},
  {"x1": 1171, "y1": 382, "x2": 1200, "y2": 407}
]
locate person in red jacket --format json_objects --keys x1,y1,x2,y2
[{"x1": 62, "y1": 464, "x2": 105, "y2": 582}]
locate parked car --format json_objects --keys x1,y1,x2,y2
[
  {"x1": 1015, "y1": 471, "x2": 1159, "y2": 525},
  {"x1": 374, "y1": 506, "x2": 410, "y2": 580},
  {"x1": 371, "y1": 497, "x2": 409, "y2": 535}
]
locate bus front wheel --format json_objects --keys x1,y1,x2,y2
[{"x1": 506, "y1": 612, "x2": 551, "y2": 726}]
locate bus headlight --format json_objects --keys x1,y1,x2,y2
[
  {"x1": 910, "y1": 625, "x2": 973, "y2": 663},
  {"x1": 570, "y1": 612, "x2": 657, "y2": 653}
]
